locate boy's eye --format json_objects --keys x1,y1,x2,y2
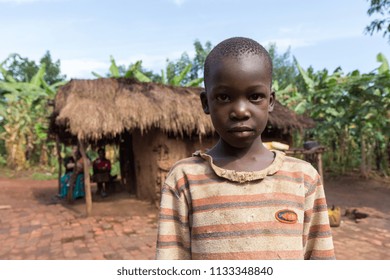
[
  {"x1": 216, "y1": 94, "x2": 230, "y2": 102},
  {"x1": 249, "y1": 94, "x2": 264, "y2": 102}
]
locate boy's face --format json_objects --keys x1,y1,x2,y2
[{"x1": 201, "y1": 55, "x2": 275, "y2": 149}]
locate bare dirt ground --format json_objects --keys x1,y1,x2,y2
[
  {"x1": 323, "y1": 174, "x2": 390, "y2": 259},
  {"x1": 0, "y1": 172, "x2": 389, "y2": 259}
]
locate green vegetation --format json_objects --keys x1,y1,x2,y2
[
  {"x1": 162, "y1": 39, "x2": 212, "y2": 86},
  {"x1": 276, "y1": 54, "x2": 390, "y2": 176},
  {"x1": 92, "y1": 56, "x2": 153, "y2": 82},
  {"x1": 0, "y1": 51, "x2": 66, "y2": 171}
]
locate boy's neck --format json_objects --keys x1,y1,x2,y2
[{"x1": 207, "y1": 137, "x2": 275, "y2": 172}]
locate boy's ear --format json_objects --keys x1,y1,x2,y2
[
  {"x1": 268, "y1": 91, "x2": 275, "y2": 112},
  {"x1": 200, "y1": 91, "x2": 210, "y2": 114}
]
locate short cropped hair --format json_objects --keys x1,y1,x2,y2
[{"x1": 204, "y1": 37, "x2": 272, "y2": 88}]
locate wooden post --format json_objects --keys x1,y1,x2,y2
[
  {"x1": 317, "y1": 152, "x2": 324, "y2": 186},
  {"x1": 56, "y1": 135, "x2": 62, "y2": 195},
  {"x1": 79, "y1": 140, "x2": 92, "y2": 216}
]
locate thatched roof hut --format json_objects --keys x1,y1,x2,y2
[
  {"x1": 51, "y1": 78, "x2": 309, "y2": 142},
  {"x1": 50, "y1": 78, "x2": 313, "y2": 210}
]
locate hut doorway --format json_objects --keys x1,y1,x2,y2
[{"x1": 119, "y1": 131, "x2": 137, "y2": 194}]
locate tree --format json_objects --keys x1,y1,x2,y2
[
  {"x1": 1, "y1": 51, "x2": 66, "y2": 85},
  {"x1": 191, "y1": 39, "x2": 213, "y2": 80},
  {"x1": 39, "y1": 51, "x2": 67, "y2": 84},
  {"x1": 165, "y1": 52, "x2": 193, "y2": 85},
  {"x1": 1, "y1": 54, "x2": 38, "y2": 82},
  {"x1": 163, "y1": 39, "x2": 212, "y2": 87},
  {"x1": 365, "y1": 0, "x2": 390, "y2": 42},
  {"x1": 267, "y1": 43, "x2": 298, "y2": 89}
]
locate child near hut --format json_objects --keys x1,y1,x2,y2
[
  {"x1": 93, "y1": 148, "x2": 111, "y2": 198},
  {"x1": 156, "y1": 37, "x2": 335, "y2": 260}
]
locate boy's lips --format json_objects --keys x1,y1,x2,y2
[{"x1": 227, "y1": 126, "x2": 254, "y2": 133}]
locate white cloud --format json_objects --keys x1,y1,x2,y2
[
  {"x1": 263, "y1": 38, "x2": 314, "y2": 51},
  {"x1": 61, "y1": 59, "x2": 109, "y2": 79}
]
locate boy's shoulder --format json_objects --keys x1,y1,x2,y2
[
  {"x1": 167, "y1": 152, "x2": 210, "y2": 176},
  {"x1": 163, "y1": 153, "x2": 211, "y2": 191},
  {"x1": 284, "y1": 155, "x2": 311, "y2": 166},
  {"x1": 280, "y1": 154, "x2": 320, "y2": 179},
  {"x1": 170, "y1": 153, "x2": 206, "y2": 168}
]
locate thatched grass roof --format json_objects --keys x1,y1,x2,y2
[{"x1": 51, "y1": 78, "x2": 310, "y2": 141}]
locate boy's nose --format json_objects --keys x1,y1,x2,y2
[{"x1": 229, "y1": 101, "x2": 251, "y2": 121}]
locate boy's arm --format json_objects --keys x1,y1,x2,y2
[
  {"x1": 302, "y1": 172, "x2": 335, "y2": 260},
  {"x1": 156, "y1": 179, "x2": 191, "y2": 260}
]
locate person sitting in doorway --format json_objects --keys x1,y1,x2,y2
[
  {"x1": 59, "y1": 146, "x2": 86, "y2": 200},
  {"x1": 93, "y1": 148, "x2": 111, "y2": 198}
]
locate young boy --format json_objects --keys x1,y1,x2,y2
[{"x1": 156, "y1": 37, "x2": 335, "y2": 260}]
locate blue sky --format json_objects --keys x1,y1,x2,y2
[{"x1": 1, "y1": 0, "x2": 389, "y2": 79}]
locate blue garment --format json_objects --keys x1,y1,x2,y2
[{"x1": 59, "y1": 172, "x2": 85, "y2": 199}]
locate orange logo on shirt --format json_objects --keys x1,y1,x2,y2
[{"x1": 275, "y1": 209, "x2": 298, "y2": 224}]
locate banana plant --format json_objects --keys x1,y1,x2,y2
[
  {"x1": 167, "y1": 63, "x2": 203, "y2": 87},
  {"x1": 292, "y1": 53, "x2": 390, "y2": 175},
  {"x1": 0, "y1": 59, "x2": 59, "y2": 169},
  {"x1": 377, "y1": 52, "x2": 389, "y2": 74},
  {"x1": 124, "y1": 60, "x2": 151, "y2": 82},
  {"x1": 92, "y1": 56, "x2": 203, "y2": 87},
  {"x1": 92, "y1": 56, "x2": 152, "y2": 82}
]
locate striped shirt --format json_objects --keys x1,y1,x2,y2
[{"x1": 156, "y1": 150, "x2": 335, "y2": 260}]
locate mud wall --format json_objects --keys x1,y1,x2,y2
[{"x1": 132, "y1": 129, "x2": 217, "y2": 203}]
